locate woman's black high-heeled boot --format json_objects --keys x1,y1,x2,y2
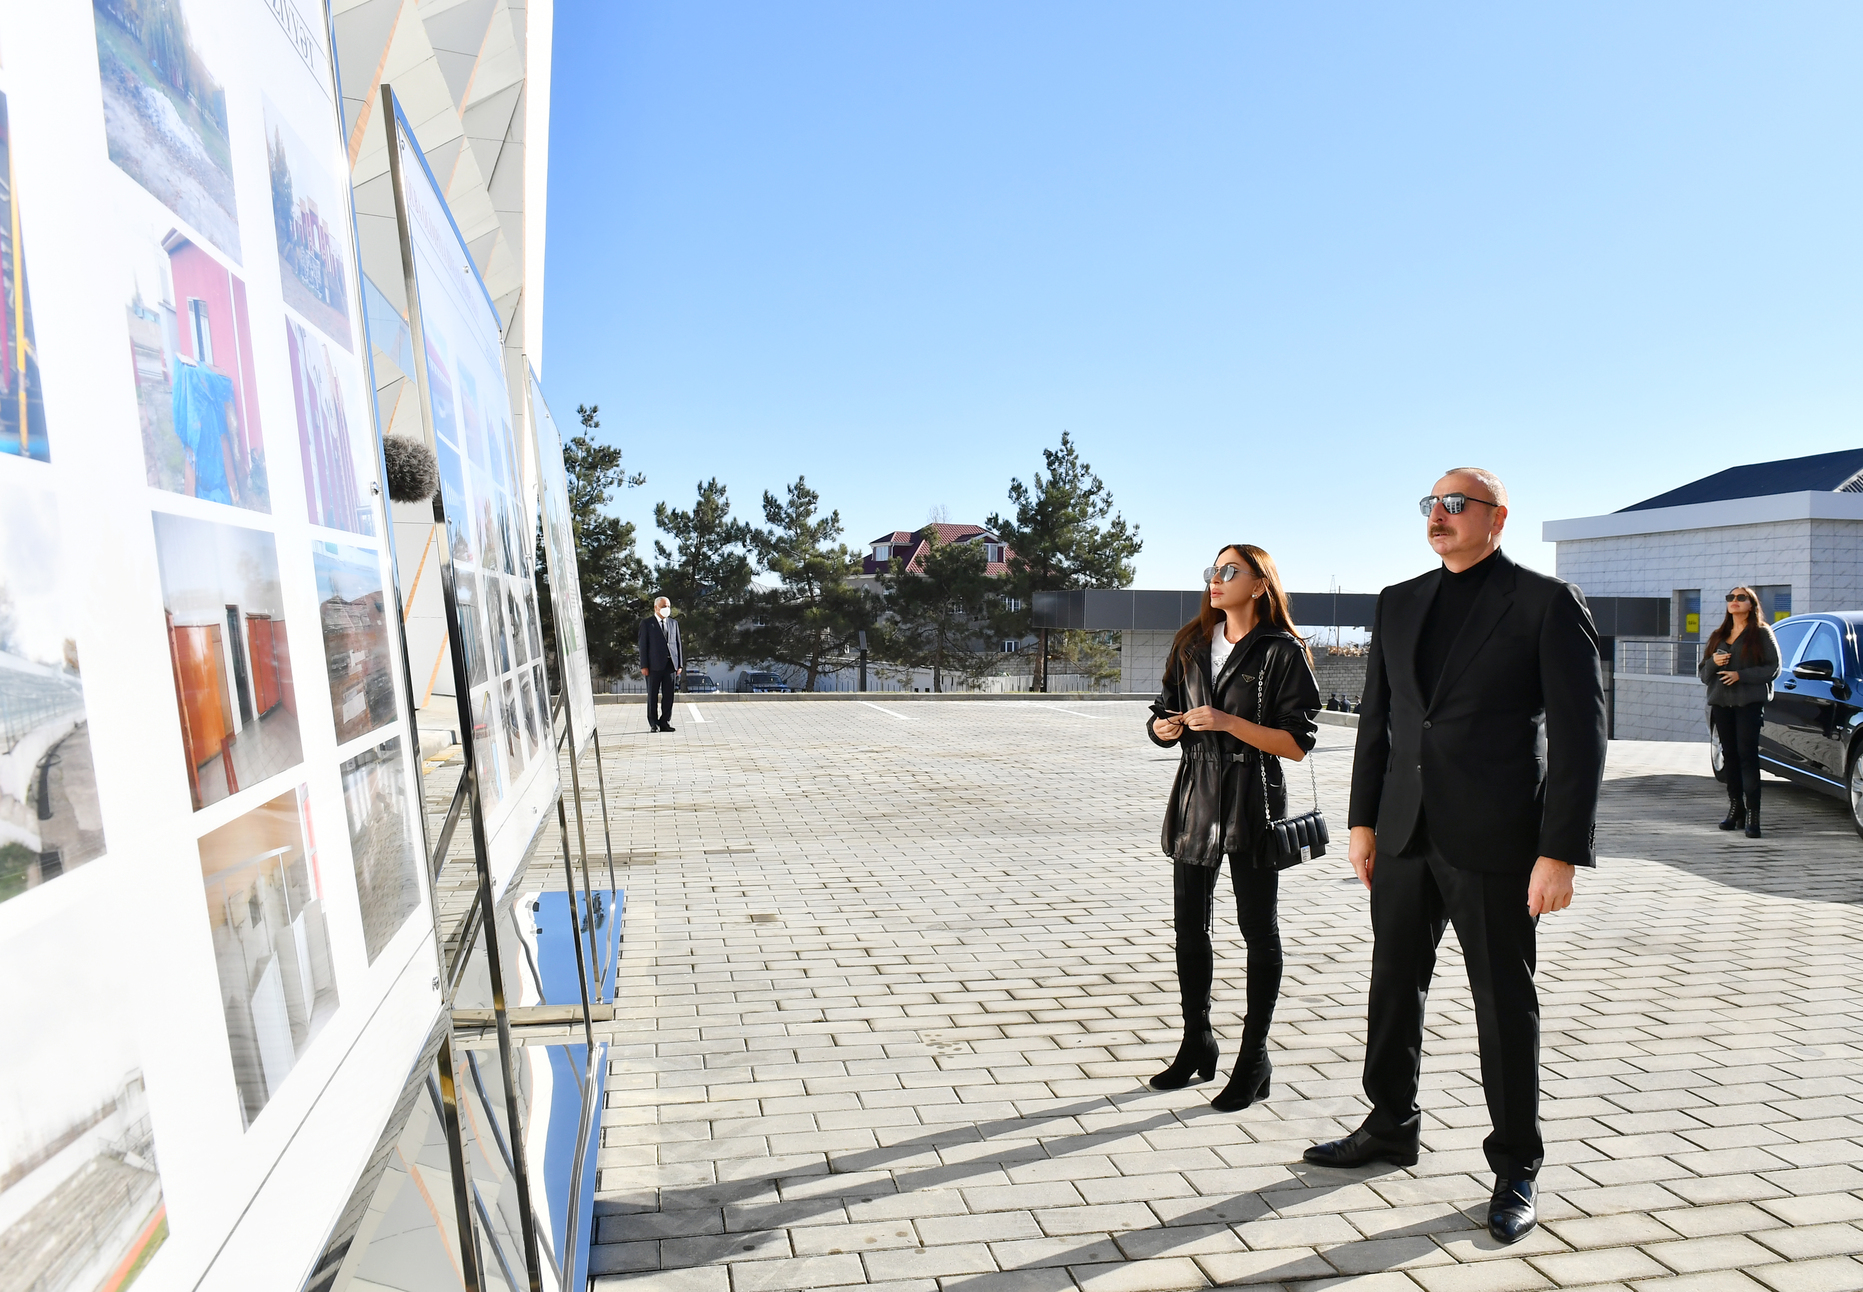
[
  {"x1": 1210, "y1": 1019, "x2": 1271, "y2": 1110},
  {"x1": 1718, "y1": 785, "x2": 1745, "y2": 831},
  {"x1": 1150, "y1": 1009, "x2": 1219, "y2": 1090}
]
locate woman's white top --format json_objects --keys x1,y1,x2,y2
[{"x1": 1210, "y1": 627, "x2": 1237, "y2": 679}]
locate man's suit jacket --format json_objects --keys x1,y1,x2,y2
[
  {"x1": 1348, "y1": 550, "x2": 1606, "y2": 872},
  {"x1": 639, "y1": 615, "x2": 683, "y2": 673}
]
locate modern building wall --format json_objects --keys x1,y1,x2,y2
[
  {"x1": 330, "y1": 0, "x2": 553, "y2": 700},
  {"x1": 1547, "y1": 490, "x2": 1863, "y2": 742}
]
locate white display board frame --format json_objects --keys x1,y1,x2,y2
[{"x1": 0, "y1": 2, "x2": 446, "y2": 1289}]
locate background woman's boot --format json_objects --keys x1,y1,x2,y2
[
  {"x1": 1718, "y1": 785, "x2": 1745, "y2": 831},
  {"x1": 1744, "y1": 785, "x2": 1762, "y2": 837},
  {"x1": 1150, "y1": 1007, "x2": 1218, "y2": 1089},
  {"x1": 1210, "y1": 1019, "x2": 1272, "y2": 1110}
]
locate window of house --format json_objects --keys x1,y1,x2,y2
[
  {"x1": 984, "y1": 543, "x2": 1005, "y2": 563},
  {"x1": 872, "y1": 544, "x2": 890, "y2": 562},
  {"x1": 1752, "y1": 585, "x2": 1792, "y2": 624},
  {"x1": 1004, "y1": 597, "x2": 1023, "y2": 612},
  {"x1": 1677, "y1": 589, "x2": 1701, "y2": 640},
  {"x1": 1002, "y1": 640, "x2": 1019, "y2": 653},
  {"x1": 188, "y1": 298, "x2": 213, "y2": 366}
]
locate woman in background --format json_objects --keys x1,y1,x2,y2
[
  {"x1": 1146, "y1": 544, "x2": 1321, "y2": 1110},
  {"x1": 1698, "y1": 586, "x2": 1781, "y2": 838}
]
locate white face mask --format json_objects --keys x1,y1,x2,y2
[{"x1": 656, "y1": 605, "x2": 670, "y2": 619}]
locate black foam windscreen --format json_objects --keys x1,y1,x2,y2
[{"x1": 382, "y1": 435, "x2": 439, "y2": 503}]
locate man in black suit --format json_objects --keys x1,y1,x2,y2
[
  {"x1": 1305, "y1": 468, "x2": 1606, "y2": 1246},
  {"x1": 638, "y1": 596, "x2": 683, "y2": 733}
]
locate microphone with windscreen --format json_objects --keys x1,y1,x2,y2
[{"x1": 382, "y1": 436, "x2": 439, "y2": 503}]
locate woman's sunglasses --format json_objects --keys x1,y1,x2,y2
[
  {"x1": 1204, "y1": 564, "x2": 1251, "y2": 584},
  {"x1": 1726, "y1": 594, "x2": 1752, "y2": 604}
]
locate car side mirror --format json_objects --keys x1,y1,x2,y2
[{"x1": 1794, "y1": 659, "x2": 1835, "y2": 681}]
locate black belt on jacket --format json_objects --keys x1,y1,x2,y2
[{"x1": 1180, "y1": 745, "x2": 1254, "y2": 765}]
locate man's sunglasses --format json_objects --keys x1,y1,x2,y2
[
  {"x1": 1204, "y1": 564, "x2": 1255, "y2": 584},
  {"x1": 1418, "y1": 493, "x2": 1502, "y2": 517}
]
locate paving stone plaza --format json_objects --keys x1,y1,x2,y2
[{"x1": 578, "y1": 697, "x2": 1863, "y2": 1292}]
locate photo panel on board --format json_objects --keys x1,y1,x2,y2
[
  {"x1": 123, "y1": 216, "x2": 269, "y2": 512},
  {"x1": 92, "y1": 0, "x2": 242, "y2": 262},
  {"x1": 0, "y1": 92, "x2": 48, "y2": 463},
  {"x1": 338, "y1": 736, "x2": 422, "y2": 966},
  {"x1": 287, "y1": 319, "x2": 372, "y2": 536},
  {"x1": 312, "y1": 542, "x2": 395, "y2": 745},
  {"x1": 261, "y1": 97, "x2": 351, "y2": 352},
  {"x1": 0, "y1": 885, "x2": 168, "y2": 1287},
  {"x1": 0, "y1": 472, "x2": 106, "y2": 902},
  {"x1": 198, "y1": 785, "x2": 338, "y2": 1130},
  {"x1": 153, "y1": 512, "x2": 301, "y2": 811}
]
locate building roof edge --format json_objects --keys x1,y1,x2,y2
[{"x1": 1544, "y1": 490, "x2": 1863, "y2": 542}]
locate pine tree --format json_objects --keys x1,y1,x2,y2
[
  {"x1": 534, "y1": 404, "x2": 648, "y2": 678},
  {"x1": 748, "y1": 477, "x2": 875, "y2": 689},
  {"x1": 987, "y1": 431, "x2": 1141, "y2": 690},
  {"x1": 651, "y1": 479, "x2": 754, "y2": 663}
]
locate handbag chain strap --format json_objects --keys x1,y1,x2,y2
[{"x1": 1257, "y1": 668, "x2": 1320, "y2": 823}]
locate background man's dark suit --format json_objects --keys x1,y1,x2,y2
[
  {"x1": 1348, "y1": 549, "x2": 1606, "y2": 1180},
  {"x1": 638, "y1": 613, "x2": 683, "y2": 731}
]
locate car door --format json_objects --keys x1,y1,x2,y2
[
  {"x1": 1772, "y1": 620, "x2": 1845, "y2": 781},
  {"x1": 1756, "y1": 618, "x2": 1813, "y2": 769}
]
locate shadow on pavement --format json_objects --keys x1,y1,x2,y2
[{"x1": 1598, "y1": 773, "x2": 1863, "y2": 906}]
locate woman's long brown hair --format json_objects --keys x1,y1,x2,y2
[
  {"x1": 1705, "y1": 586, "x2": 1767, "y2": 664},
  {"x1": 1166, "y1": 543, "x2": 1308, "y2": 680}
]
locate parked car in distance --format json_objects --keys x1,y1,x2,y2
[
  {"x1": 680, "y1": 668, "x2": 719, "y2": 693},
  {"x1": 737, "y1": 670, "x2": 794, "y2": 693},
  {"x1": 1719, "y1": 611, "x2": 1863, "y2": 837}
]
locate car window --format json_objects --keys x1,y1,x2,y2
[
  {"x1": 1771, "y1": 618, "x2": 1813, "y2": 663},
  {"x1": 1799, "y1": 622, "x2": 1843, "y2": 672}
]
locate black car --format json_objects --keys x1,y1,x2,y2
[
  {"x1": 1725, "y1": 611, "x2": 1863, "y2": 836},
  {"x1": 736, "y1": 670, "x2": 793, "y2": 693}
]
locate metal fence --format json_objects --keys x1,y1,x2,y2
[
  {"x1": 595, "y1": 666, "x2": 1124, "y2": 695},
  {"x1": 1616, "y1": 638, "x2": 1703, "y2": 677}
]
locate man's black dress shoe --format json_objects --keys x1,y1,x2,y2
[
  {"x1": 1487, "y1": 1177, "x2": 1536, "y2": 1244},
  {"x1": 1301, "y1": 1128, "x2": 1419, "y2": 1168},
  {"x1": 660, "y1": 723, "x2": 676, "y2": 733}
]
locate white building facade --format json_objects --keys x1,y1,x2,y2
[{"x1": 1546, "y1": 452, "x2": 1863, "y2": 741}]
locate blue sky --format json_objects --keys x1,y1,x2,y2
[{"x1": 541, "y1": 2, "x2": 1862, "y2": 595}]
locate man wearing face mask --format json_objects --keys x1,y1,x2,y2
[
  {"x1": 1304, "y1": 468, "x2": 1606, "y2": 1247},
  {"x1": 638, "y1": 596, "x2": 683, "y2": 733}
]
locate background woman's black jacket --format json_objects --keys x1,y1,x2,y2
[
  {"x1": 1147, "y1": 625, "x2": 1322, "y2": 867},
  {"x1": 1696, "y1": 622, "x2": 1781, "y2": 707}
]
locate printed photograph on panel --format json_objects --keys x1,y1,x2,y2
[
  {"x1": 125, "y1": 225, "x2": 269, "y2": 511},
  {"x1": 0, "y1": 908, "x2": 167, "y2": 1289},
  {"x1": 486, "y1": 577, "x2": 511, "y2": 675},
  {"x1": 434, "y1": 436, "x2": 471, "y2": 564},
  {"x1": 92, "y1": 0, "x2": 241, "y2": 261},
  {"x1": 339, "y1": 737, "x2": 420, "y2": 964},
  {"x1": 199, "y1": 786, "x2": 338, "y2": 1129},
  {"x1": 288, "y1": 320, "x2": 373, "y2": 535},
  {"x1": 500, "y1": 678, "x2": 524, "y2": 777},
  {"x1": 0, "y1": 480, "x2": 105, "y2": 904},
  {"x1": 454, "y1": 569, "x2": 487, "y2": 689},
  {"x1": 154, "y1": 513, "x2": 300, "y2": 810},
  {"x1": 531, "y1": 662, "x2": 549, "y2": 743},
  {"x1": 518, "y1": 669, "x2": 538, "y2": 758},
  {"x1": 263, "y1": 98, "x2": 351, "y2": 349},
  {"x1": 469, "y1": 687, "x2": 502, "y2": 806},
  {"x1": 313, "y1": 544, "x2": 395, "y2": 744},
  {"x1": 508, "y1": 583, "x2": 528, "y2": 668},
  {"x1": 1, "y1": 94, "x2": 48, "y2": 463}
]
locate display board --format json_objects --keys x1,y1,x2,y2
[
  {"x1": 527, "y1": 368, "x2": 597, "y2": 756},
  {"x1": 0, "y1": 4, "x2": 440, "y2": 1288}
]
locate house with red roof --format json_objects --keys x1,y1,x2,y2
[{"x1": 855, "y1": 523, "x2": 1013, "y2": 584}]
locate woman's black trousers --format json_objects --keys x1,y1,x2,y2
[
  {"x1": 1171, "y1": 860, "x2": 1281, "y2": 1038},
  {"x1": 1711, "y1": 701, "x2": 1764, "y2": 812}
]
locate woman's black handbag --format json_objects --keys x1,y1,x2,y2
[{"x1": 1258, "y1": 672, "x2": 1328, "y2": 868}]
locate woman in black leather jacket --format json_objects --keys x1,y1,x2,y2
[{"x1": 1146, "y1": 543, "x2": 1321, "y2": 1110}]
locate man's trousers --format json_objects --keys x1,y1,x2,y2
[
  {"x1": 1361, "y1": 842, "x2": 1544, "y2": 1180},
  {"x1": 646, "y1": 668, "x2": 677, "y2": 729}
]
